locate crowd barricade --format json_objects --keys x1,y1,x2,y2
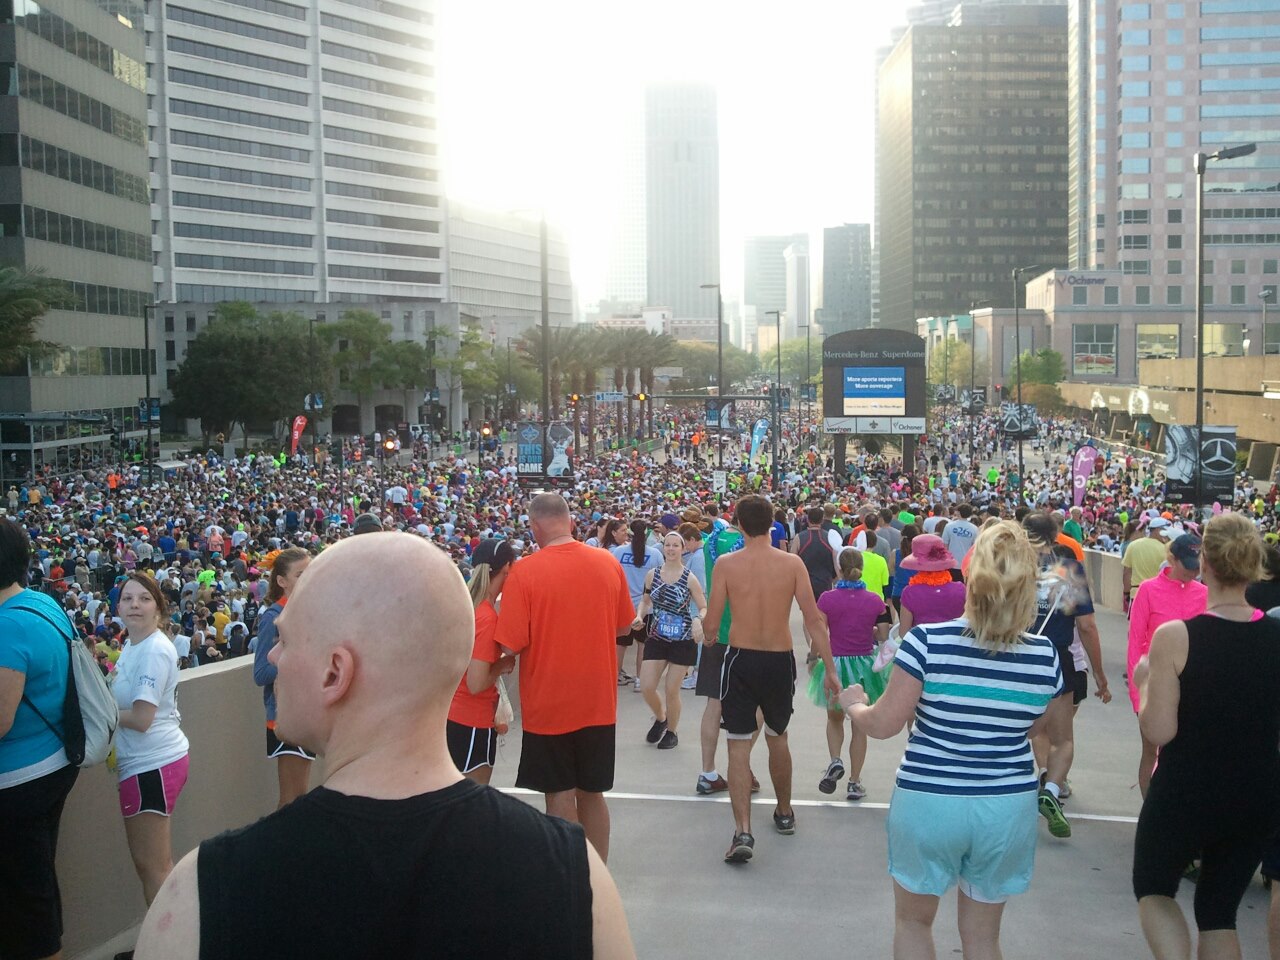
[
  {"x1": 56, "y1": 658, "x2": 279, "y2": 958},
  {"x1": 1081, "y1": 548, "x2": 1125, "y2": 612}
]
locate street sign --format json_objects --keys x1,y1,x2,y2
[
  {"x1": 137, "y1": 397, "x2": 160, "y2": 424},
  {"x1": 595, "y1": 391, "x2": 626, "y2": 403},
  {"x1": 712, "y1": 470, "x2": 727, "y2": 493}
]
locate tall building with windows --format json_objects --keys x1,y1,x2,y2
[
  {"x1": 0, "y1": 0, "x2": 152, "y2": 478},
  {"x1": 148, "y1": 0, "x2": 443, "y2": 306},
  {"x1": 645, "y1": 82, "x2": 719, "y2": 319},
  {"x1": 743, "y1": 233, "x2": 803, "y2": 350},
  {"x1": 820, "y1": 223, "x2": 873, "y2": 334},
  {"x1": 876, "y1": 5, "x2": 1070, "y2": 330},
  {"x1": 1070, "y1": 0, "x2": 1280, "y2": 359}
]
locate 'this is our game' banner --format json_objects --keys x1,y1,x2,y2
[
  {"x1": 1071, "y1": 444, "x2": 1099, "y2": 507},
  {"x1": 289, "y1": 415, "x2": 307, "y2": 456}
]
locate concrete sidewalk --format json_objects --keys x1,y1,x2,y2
[{"x1": 492, "y1": 605, "x2": 1274, "y2": 958}]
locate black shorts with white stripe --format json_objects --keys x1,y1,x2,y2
[{"x1": 446, "y1": 719, "x2": 498, "y2": 773}]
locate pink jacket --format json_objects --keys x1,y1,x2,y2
[{"x1": 1126, "y1": 567, "x2": 1208, "y2": 712}]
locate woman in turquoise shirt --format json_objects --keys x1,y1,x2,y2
[{"x1": 0, "y1": 518, "x2": 78, "y2": 960}]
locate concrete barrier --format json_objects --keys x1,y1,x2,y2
[
  {"x1": 1082, "y1": 547, "x2": 1125, "y2": 613},
  {"x1": 57, "y1": 658, "x2": 293, "y2": 959}
]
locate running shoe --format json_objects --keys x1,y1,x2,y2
[
  {"x1": 1038, "y1": 788, "x2": 1072, "y2": 838},
  {"x1": 633, "y1": 676, "x2": 641, "y2": 692},
  {"x1": 818, "y1": 758, "x2": 846, "y2": 795},
  {"x1": 696, "y1": 773, "x2": 729, "y2": 795},
  {"x1": 657, "y1": 730, "x2": 678, "y2": 750},
  {"x1": 681, "y1": 671, "x2": 698, "y2": 690},
  {"x1": 751, "y1": 774, "x2": 761, "y2": 794},
  {"x1": 617, "y1": 670, "x2": 633, "y2": 686},
  {"x1": 1060, "y1": 778, "x2": 1072, "y2": 801},
  {"x1": 724, "y1": 832, "x2": 754, "y2": 863},
  {"x1": 772, "y1": 810, "x2": 796, "y2": 835},
  {"x1": 645, "y1": 718, "x2": 668, "y2": 744},
  {"x1": 846, "y1": 780, "x2": 867, "y2": 801}
]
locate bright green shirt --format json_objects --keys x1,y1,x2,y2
[{"x1": 860, "y1": 550, "x2": 890, "y2": 600}]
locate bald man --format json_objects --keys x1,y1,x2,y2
[
  {"x1": 495, "y1": 493, "x2": 636, "y2": 862},
  {"x1": 135, "y1": 533, "x2": 634, "y2": 960}
]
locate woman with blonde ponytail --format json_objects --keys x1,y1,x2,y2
[
  {"x1": 447, "y1": 539, "x2": 517, "y2": 784},
  {"x1": 838, "y1": 521, "x2": 1065, "y2": 960}
]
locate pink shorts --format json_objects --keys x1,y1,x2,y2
[{"x1": 119, "y1": 755, "x2": 189, "y2": 818}]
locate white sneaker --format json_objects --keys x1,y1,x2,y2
[
  {"x1": 681, "y1": 671, "x2": 698, "y2": 690},
  {"x1": 633, "y1": 677, "x2": 641, "y2": 692}
]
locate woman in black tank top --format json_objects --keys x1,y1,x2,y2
[{"x1": 1132, "y1": 513, "x2": 1280, "y2": 957}]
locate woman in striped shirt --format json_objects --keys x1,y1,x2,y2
[{"x1": 840, "y1": 521, "x2": 1063, "y2": 960}]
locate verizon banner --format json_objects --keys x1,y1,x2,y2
[
  {"x1": 1071, "y1": 444, "x2": 1099, "y2": 507},
  {"x1": 289, "y1": 415, "x2": 308, "y2": 456}
]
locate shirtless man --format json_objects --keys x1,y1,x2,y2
[
  {"x1": 704, "y1": 494, "x2": 839, "y2": 864},
  {"x1": 134, "y1": 532, "x2": 634, "y2": 960}
]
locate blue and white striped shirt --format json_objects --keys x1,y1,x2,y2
[{"x1": 892, "y1": 618, "x2": 1064, "y2": 796}]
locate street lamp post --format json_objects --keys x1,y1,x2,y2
[
  {"x1": 798, "y1": 319, "x2": 813, "y2": 435},
  {"x1": 539, "y1": 213, "x2": 551, "y2": 442},
  {"x1": 308, "y1": 314, "x2": 318, "y2": 465},
  {"x1": 766, "y1": 310, "x2": 782, "y2": 490},
  {"x1": 1011, "y1": 265, "x2": 1042, "y2": 494},
  {"x1": 701, "y1": 282, "x2": 724, "y2": 467},
  {"x1": 141, "y1": 301, "x2": 162, "y2": 482},
  {"x1": 1195, "y1": 143, "x2": 1257, "y2": 511},
  {"x1": 1262, "y1": 290, "x2": 1275, "y2": 357},
  {"x1": 968, "y1": 299, "x2": 991, "y2": 470}
]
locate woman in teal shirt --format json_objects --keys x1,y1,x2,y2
[{"x1": 0, "y1": 517, "x2": 78, "y2": 960}]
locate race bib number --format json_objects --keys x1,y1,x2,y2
[{"x1": 653, "y1": 610, "x2": 685, "y2": 640}]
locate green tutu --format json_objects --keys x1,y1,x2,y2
[{"x1": 807, "y1": 654, "x2": 890, "y2": 710}]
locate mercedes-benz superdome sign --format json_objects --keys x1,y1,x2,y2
[{"x1": 821, "y1": 330, "x2": 926, "y2": 434}]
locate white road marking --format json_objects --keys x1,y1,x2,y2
[{"x1": 500, "y1": 787, "x2": 1139, "y2": 823}]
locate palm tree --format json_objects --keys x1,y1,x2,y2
[
  {"x1": 636, "y1": 332, "x2": 677, "y2": 439},
  {"x1": 0, "y1": 266, "x2": 73, "y2": 372},
  {"x1": 571, "y1": 328, "x2": 610, "y2": 456}
]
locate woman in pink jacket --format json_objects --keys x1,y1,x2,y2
[{"x1": 1127, "y1": 533, "x2": 1207, "y2": 795}]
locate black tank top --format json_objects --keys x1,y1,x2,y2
[
  {"x1": 796, "y1": 529, "x2": 836, "y2": 589},
  {"x1": 197, "y1": 779, "x2": 592, "y2": 959},
  {"x1": 1153, "y1": 613, "x2": 1280, "y2": 808}
]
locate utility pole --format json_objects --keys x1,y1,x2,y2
[{"x1": 767, "y1": 310, "x2": 782, "y2": 491}]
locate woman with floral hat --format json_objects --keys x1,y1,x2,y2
[{"x1": 897, "y1": 534, "x2": 966, "y2": 634}]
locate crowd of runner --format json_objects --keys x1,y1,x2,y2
[{"x1": 3, "y1": 401, "x2": 1280, "y2": 960}]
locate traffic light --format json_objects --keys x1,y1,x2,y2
[
  {"x1": 996, "y1": 383, "x2": 1005, "y2": 401},
  {"x1": 382, "y1": 437, "x2": 396, "y2": 454},
  {"x1": 568, "y1": 393, "x2": 581, "y2": 405},
  {"x1": 632, "y1": 392, "x2": 647, "y2": 402},
  {"x1": 480, "y1": 422, "x2": 492, "y2": 437}
]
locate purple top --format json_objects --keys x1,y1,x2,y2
[
  {"x1": 818, "y1": 586, "x2": 886, "y2": 657},
  {"x1": 902, "y1": 581, "x2": 967, "y2": 627}
]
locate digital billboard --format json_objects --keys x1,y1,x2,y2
[{"x1": 842, "y1": 366, "x2": 906, "y2": 416}]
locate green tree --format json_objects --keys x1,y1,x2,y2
[
  {"x1": 0, "y1": 266, "x2": 73, "y2": 372},
  {"x1": 668, "y1": 341, "x2": 758, "y2": 392},
  {"x1": 928, "y1": 339, "x2": 990, "y2": 393},
  {"x1": 1016, "y1": 348, "x2": 1066, "y2": 385},
  {"x1": 778, "y1": 336, "x2": 822, "y2": 389},
  {"x1": 318, "y1": 309, "x2": 397, "y2": 408}
]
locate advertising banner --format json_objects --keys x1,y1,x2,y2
[
  {"x1": 1164, "y1": 425, "x2": 1236, "y2": 504},
  {"x1": 705, "y1": 399, "x2": 733, "y2": 430},
  {"x1": 289, "y1": 416, "x2": 308, "y2": 456},
  {"x1": 999, "y1": 402, "x2": 1038, "y2": 438},
  {"x1": 842, "y1": 366, "x2": 906, "y2": 416},
  {"x1": 1071, "y1": 444, "x2": 1099, "y2": 507},
  {"x1": 516, "y1": 421, "x2": 546, "y2": 482},
  {"x1": 749, "y1": 418, "x2": 769, "y2": 463},
  {"x1": 546, "y1": 421, "x2": 574, "y2": 478}
]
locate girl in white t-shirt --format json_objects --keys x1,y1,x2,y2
[{"x1": 115, "y1": 573, "x2": 190, "y2": 906}]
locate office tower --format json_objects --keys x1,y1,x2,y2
[
  {"x1": 876, "y1": 5, "x2": 1069, "y2": 330},
  {"x1": 149, "y1": 0, "x2": 443, "y2": 305},
  {"x1": 744, "y1": 233, "x2": 803, "y2": 349},
  {"x1": 602, "y1": 101, "x2": 646, "y2": 308},
  {"x1": 0, "y1": 0, "x2": 151, "y2": 478},
  {"x1": 783, "y1": 239, "x2": 809, "y2": 343},
  {"x1": 1072, "y1": 0, "x2": 1280, "y2": 331},
  {"x1": 645, "y1": 82, "x2": 719, "y2": 318},
  {"x1": 821, "y1": 223, "x2": 873, "y2": 334}
]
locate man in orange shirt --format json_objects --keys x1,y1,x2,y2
[{"x1": 496, "y1": 493, "x2": 635, "y2": 861}]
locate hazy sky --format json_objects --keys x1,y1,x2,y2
[{"x1": 438, "y1": 0, "x2": 914, "y2": 305}]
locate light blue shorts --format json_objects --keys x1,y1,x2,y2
[{"x1": 886, "y1": 787, "x2": 1038, "y2": 904}]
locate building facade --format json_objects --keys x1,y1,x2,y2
[
  {"x1": 0, "y1": 0, "x2": 151, "y2": 480},
  {"x1": 148, "y1": 0, "x2": 444, "y2": 306},
  {"x1": 645, "y1": 82, "x2": 719, "y2": 320},
  {"x1": 783, "y1": 239, "x2": 810, "y2": 344},
  {"x1": 743, "y1": 233, "x2": 802, "y2": 351},
  {"x1": 820, "y1": 223, "x2": 873, "y2": 334},
  {"x1": 1070, "y1": 0, "x2": 1280, "y2": 315},
  {"x1": 876, "y1": 5, "x2": 1070, "y2": 330}
]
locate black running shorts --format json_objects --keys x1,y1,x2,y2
[
  {"x1": 267, "y1": 726, "x2": 317, "y2": 761},
  {"x1": 719, "y1": 647, "x2": 796, "y2": 739},
  {"x1": 516, "y1": 724, "x2": 616, "y2": 794},
  {"x1": 643, "y1": 637, "x2": 698, "y2": 666},
  {"x1": 695, "y1": 642, "x2": 727, "y2": 698},
  {"x1": 446, "y1": 719, "x2": 497, "y2": 773}
]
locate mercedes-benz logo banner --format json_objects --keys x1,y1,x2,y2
[{"x1": 1164, "y1": 424, "x2": 1237, "y2": 505}]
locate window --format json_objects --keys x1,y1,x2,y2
[
  {"x1": 1121, "y1": 260, "x2": 1151, "y2": 275},
  {"x1": 172, "y1": 192, "x2": 312, "y2": 220},
  {"x1": 1121, "y1": 106, "x2": 1151, "y2": 122},
  {"x1": 1120, "y1": 81, "x2": 1150, "y2": 97},
  {"x1": 1122, "y1": 234, "x2": 1150, "y2": 248},
  {"x1": 320, "y1": 40, "x2": 431, "y2": 75},
  {"x1": 22, "y1": 206, "x2": 149, "y2": 261},
  {"x1": 1073, "y1": 286, "x2": 1089, "y2": 305},
  {"x1": 326, "y1": 209, "x2": 439, "y2": 233},
  {"x1": 1121, "y1": 157, "x2": 1151, "y2": 174},
  {"x1": 1104, "y1": 286, "x2": 1120, "y2": 305},
  {"x1": 215, "y1": 0, "x2": 306, "y2": 19},
  {"x1": 1120, "y1": 183, "x2": 1151, "y2": 199},
  {"x1": 1073, "y1": 324, "x2": 1118, "y2": 374},
  {"x1": 1203, "y1": 286, "x2": 1215, "y2": 305},
  {"x1": 321, "y1": 69, "x2": 430, "y2": 103},
  {"x1": 1120, "y1": 2, "x2": 1150, "y2": 16},
  {"x1": 1231, "y1": 259, "x2": 1247, "y2": 274},
  {"x1": 330, "y1": 0, "x2": 431, "y2": 21},
  {"x1": 1169, "y1": 235, "x2": 1183, "y2": 249},
  {"x1": 164, "y1": 341, "x2": 176, "y2": 362},
  {"x1": 17, "y1": 67, "x2": 145, "y2": 145},
  {"x1": 186, "y1": 312, "x2": 196, "y2": 332},
  {"x1": 1166, "y1": 157, "x2": 1184, "y2": 174},
  {"x1": 323, "y1": 125, "x2": 435, "y2": 155},
  {"x1": 1120, "y1": 29, "x2": 1150, "y2": 44},
  {"x1": 1169, "y1": 209, "x2": 1184, "y2": 224},
  {"x1": 324, "y1": 182, "x2": 437, "y2": 207},
  {"x1": 167, "y1": 36, "x2": 306, "y2": 77},
  {"x1": 1136, "y1": 286, "x2": 1151, "y2": 305},
  {"x1": 1231, "y1": 285, "x2": 1247, "y2": 305},
  {"x1": 170, "y1": 129, "x2": 310, "y2": 163},
  {"x1": 20, "y1": 136, "x2": 148, "y2": 204},
  {"x1": 327, "y1": 237, "x2": 440, "y2": 258},
  {"x1": 167, "y1": 68, "x2": 308, "y2": 106},
  {"x1": 174, "y1": 223, "x2": 313, "y2": 247},
  {"x1": 171, "y1": 161, "x2": 311, "y2": 192},
  {"x1": 324, "y1": 153, "x2": 437, "y2": 181},
  {"x1": 8, "y1": 0, "x2": 145, "y2": 90},
  {"x1": 1120, "y1": 132, "x2": 1150, "y2": 148},
  {"x1": 327, "y1": 265, "x2": 441, "y2": 284},
  {"x1": 322, "y1": 97, "x2": 431, "y2": 128},
  {"x1": 1203, "y1": 323, "x2": 1244, "y2": 357},
  {"x1": 165, "y1": 6, "x2": 307, "y2": 47},
  {"x1": 1166, "y1": 80, "x2": 1184, "y2": 95},
  {"x1": 1137, "y1": 323, "x2": 1179, "y2": 358},
  {"x1": 174, "y1": 253, "x2": 314, "y2": 275},
  {"x1": 169, "y1": 99, "x2": 310, "y2": 135},
  {"x1": 1120, "y1": 210, "x2": 1150, "y2": 224},
  {"x1": 176, "y1": 285, "x2": 317, "y2": 303},
  {"x1": 1266, "y1": 259, "x2": 1278, "y2": 274},
  {"x1": 1121, "y1": 55, "x2": 1150, "y2": 71},
  {"x1": 163, "y1": 313, "x2": 174, "y2": 333},
  {"x1": 1169, "y1": 260, "x2": 1183, "y2": 274},
  {"x1": 320, "y1": 11, "x2": 431, "y2": 48},
  {"x1": 1167, "y1": 106, "x2": 1184, "y2": 122},
  {"x1": 1167, "y1": 285, "x2": 1183, "y2": 305},
  {"x1": 1167, "y1": 132, "x2": 1184, "y2": 148}
]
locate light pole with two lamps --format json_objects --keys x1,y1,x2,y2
[
  {"x1": 968, "y1": 299, "x2": 992, "y2": 468},
  {"x1": 765, "y1": 310, "x2": 782, "y2": 490},
  {"x1": 1011, "y1": 265, "x2": 1042, "y2": 493},
  {"x1": 1195, "y1": 143, "x2": 1257, "y2": 510}
]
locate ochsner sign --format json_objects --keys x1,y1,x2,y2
[{"x1": 1055, "y1": 274, "x2": 1106, "y2": 286}]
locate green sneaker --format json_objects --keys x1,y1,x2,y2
[{"x1": 1038, "y1": 788, "x2": 1072, "y2": 838}]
